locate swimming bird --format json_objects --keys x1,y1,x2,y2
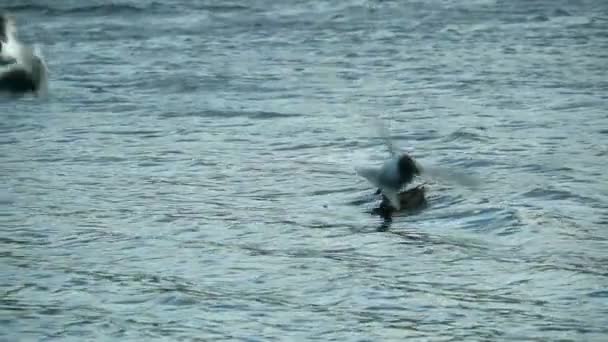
[{"x1": 0, "y1": 13, "x2": 48, "y2": 96}]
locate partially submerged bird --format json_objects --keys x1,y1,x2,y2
[
  {"x1": 356, "y1": 152, "x2": 421, "y2": 210},
  {"x1": 0, "y1": 13, "x2": 48, "y2": 96},
  {"x1": 356, "y1": 119, "x2": 480, "y2": 213},
  {"x1": 371, "y1": 184, "x2": 427, "y2": 219},
  {"x1": 356, "y1": 119, "x2": 424, "y2": 210}
]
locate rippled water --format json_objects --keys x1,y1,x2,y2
[{"x1": 2, "y1": 0, "x2": 608, "y2": 340}]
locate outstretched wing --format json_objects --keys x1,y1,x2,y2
[
  {"x1": 355, "y1": 165, "x2": 382, "y2": 189},
  {"x1": 373, "y1": 118, "x2": 398, "y2": 157},
  {"x1": 419, "y1": 163, "x2": 480, "y2": 189},
  {"x1": 0, "y1": 14, "x2": 22, "y2": 67}
]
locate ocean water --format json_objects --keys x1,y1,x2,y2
[{"x1": 1, "y1": 0, "x2": 607, "y2": 340}]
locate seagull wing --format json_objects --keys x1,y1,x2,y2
[{"x1": 355, "y1": 165, "x2": 383, "y2": 189}]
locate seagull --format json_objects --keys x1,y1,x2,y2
[
  {"x1": 355, "y1": 118, "x2": 480, "y2": 210},
  {"x1": 356, "y1": 152, "x2": 421, "y2": 210},
  {"x1": 0, "y1": 13, "x2": 48, "y2": 96},
  {"x1": 355, "y1": 120, "x2": 422, "y2": 210}
]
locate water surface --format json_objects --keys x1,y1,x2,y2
[{"x1": 2, "y1": 0, "x2": 608, "y2": 340}]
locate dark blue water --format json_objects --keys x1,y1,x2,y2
[{"x1": 2, "y1": 0, "x2": 608, "y2": 340}]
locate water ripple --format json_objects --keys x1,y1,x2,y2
[{"x1": 2, "y1": 0, "x2": 607, "y2": 340}]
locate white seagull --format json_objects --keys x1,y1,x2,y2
[{"x1": 0, "y1": 13, "x2": 48, "y2": 96}]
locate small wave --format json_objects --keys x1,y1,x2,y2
[
  {"x1": 588, "y1": 290, "x2": 608, "y2": 298},
  {"x1": 521, "y1": 187, "x2": 601, "y2": 204},
  {"x1": 63, "y1": 3, "x2": 163, "y2": 15},
  {"x1": 554, "y1": 9, "x2": 571, "y2": 17},
  {"x1": 159, "y1": 110, "x2": 300, "y2": 120},
  {"x1": 97, "y1": 130, "x2": 164, "y2": 136},
  {"x1": 2, "y1": 4, "x2": 50, "y2": 13},
  {"x1": 444, "y1": 129, "x2": 488, "y2": 143},
  {"x1": 3, "y1": 2, "x2": 169, "y2": 16},
  {"x1": 193, "y1": 5, "x2": 251, "y2": 13},
  {"x1": 530, "y1": 14, "x2": 550, "y2": 22},
  {"x1": 549, "y1": 100, "x2": 603, "y2": 111}
]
